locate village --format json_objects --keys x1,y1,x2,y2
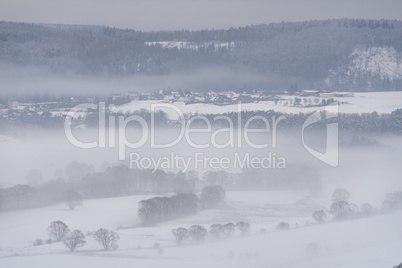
[
  {"x1": 0, "y1": 89, "x2": 348, "y2": 126},
  {"x1": 111, "y1": 89, "x2": 349, "y2": 105}
]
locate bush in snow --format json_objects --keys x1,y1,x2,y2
[
  {"x1": 275, "y1": 222, "x2": 290, "y2": 231},
  {"x1": 63, "y1": 230, "x2": 86, "y2": 252},
  {"x1": 312, "y1": 210, "x2": 327, "y2": 223},
  {"x1": 48, "y1": 221, "x2": 70, "y2": 241},
  {"x1": 33, "y1": 239, "x2": 43, "y2": 246},
  {"x1": 64, "y1": 190, "x2": 83, "y2": 210},
  {"x1": 93, "y1": 228, "x2": 120, "y2": 251}
]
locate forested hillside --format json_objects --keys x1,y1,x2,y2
[{"x1": 1, "y1": 19, "x2": 402, "y2": 91}]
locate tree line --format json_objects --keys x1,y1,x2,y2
[
  {"x1": 1, "y1": 19, "x2": 402, "y2": 90},
  {"x1": 138, "y1": 185, "x2": 226, "y2": 225},
  {"x1": 0, "y1": 163, "x2": 321, "y2": 213}
]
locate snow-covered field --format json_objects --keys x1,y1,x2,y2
[
  {"x1": 116, "y1": 91, "x2": 402, "y2": 120},
  {"x1": 1, "y1": 191, "x2": 401, "y2": 268}
]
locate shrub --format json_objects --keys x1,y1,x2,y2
[
  {"x1": 65, "y1": 190, "x2": 83, "y2": 210},
  {"x1": 275, "y1": 222, "x2": 290, "y2": 231},
  {"x1": 33, "y1": 239, "x2": 43, "y2": 246}
]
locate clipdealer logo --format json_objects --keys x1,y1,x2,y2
[{"x1": 302, "y1": 103, "x2": 339, "y2": 167}]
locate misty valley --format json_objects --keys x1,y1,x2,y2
[{"x1": 1, "y1": 17, "x2": 402, "y2": 268}]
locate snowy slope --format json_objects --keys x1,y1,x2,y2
[
  {"x1": 0, "y1": 191, "x2": 401, "y2": 268},
  {"x1": 325, "y1": 46, "x2": 402, "y2": 87},
  {"x1": 348, "y1": 47, "x2": 402, "y2": 81}
]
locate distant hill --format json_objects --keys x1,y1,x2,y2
[{"x1": 1, "y1": 19, "x2": 402, "y2": 91}]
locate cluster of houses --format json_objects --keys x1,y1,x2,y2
[
  {"x1": 0, "y1": 89, "x2": 353, "y2": 124},
  {"x1": 0, "y1": 97, "x2": 93, "y2": 124},
  {"x1": 113, "y1": 89, "x2": 285, "y2": 105},
  {"x1": 112, "y1": 89, "x2": 353, "y2": 106}
]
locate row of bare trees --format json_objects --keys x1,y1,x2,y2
[
  {"x1": 172, "y1": 221, "x2": 251, "y2": 245},
  {"x1": 42, "y1": 221, "x2": 119, "y2": 252},
  {"x1": 311, "y1": 189, "x2": 402, "y2": 224}
]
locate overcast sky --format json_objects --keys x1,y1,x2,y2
[{"x1": 1, "y1": 0, "x2": 402, "y2": 31}]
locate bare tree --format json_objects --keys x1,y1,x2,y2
[
  {"x1": 222, "y1": 222, "x2": 235, "y2": 237},
  {"x1": 331, "y1": 188, "x2": 351, "y2": 203},
  {"x1": 65, "y1": 190, "x2": 83, "y2": 210},
  {"x1": 209, "y1": 224, "x2": 224, "y2": 240},
  {"x1": 63, "y1": 230, "x2": 86, "y2": 251},
  {"x1": 236, "y1": 221, "x2": 251, "y2": 234},
  {"x1": 93, "y1": 228, "x2": 120, "y2": 250},
  {"x1": 48, "y1": 221, "x2": 70, "y2": 241},
  {"x1": 188, "y1": 225, "x2": 207, "y2": 242},
  {"x1": 330, "y1": 201, "x2": 352, "y2": 220},
  {"x1": 312, "y1": 210, "x2": 327, "y2": 223},
  {"x1": 172, "y1": 227, "x2": 188, "y2": 245}
]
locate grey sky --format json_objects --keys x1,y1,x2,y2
[{"x1": 1, "y1": 0, "x2": 401, "y2": 31}]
